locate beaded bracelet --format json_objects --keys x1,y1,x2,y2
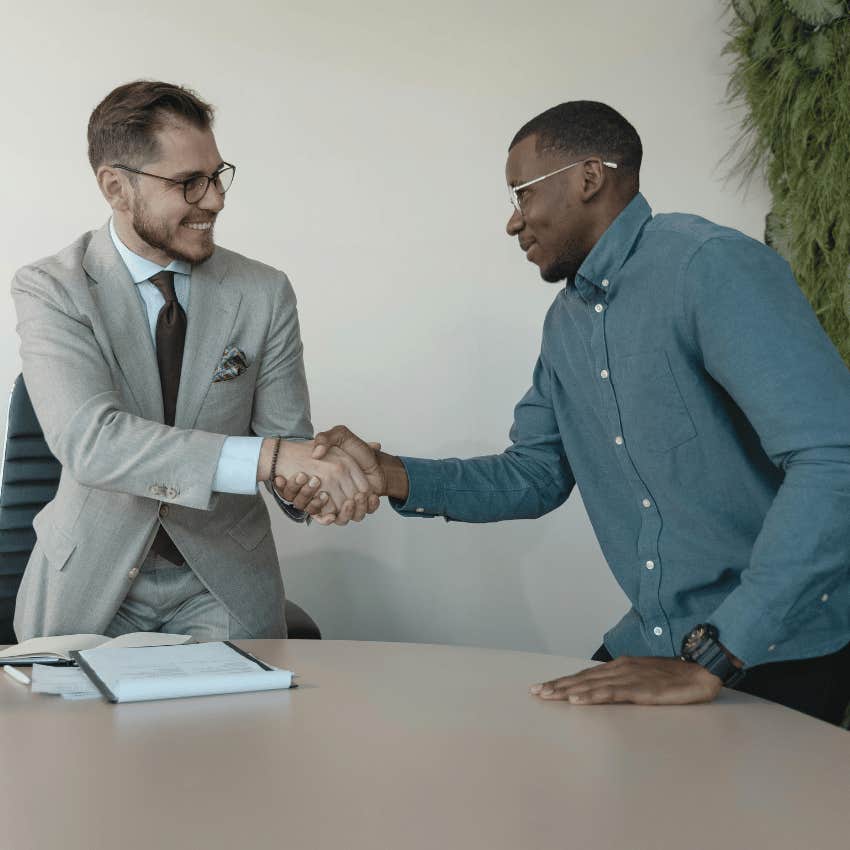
[{"x1": 269, "y1": 436, "x2": 282, "y2": 484}]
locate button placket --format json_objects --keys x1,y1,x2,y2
[{"x1": 589, "y1": 281, "x2": 672, "y2": 653}]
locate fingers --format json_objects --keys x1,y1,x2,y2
[
  {"x1": 311, "y1": 425, "x2": 350, "y2": 459},
  {"x1": 276, "y1": 472, "x2": 320, "y2": 509},
  {"x1": 334, "y1": 499, "x2": 356, "y2": 526},
  {"x1": 351, "y1": 492, "x2": 368, "y2": 523},
  {"x1": 366, "y1": 494, "x2": 380, "y2": 514},
  {"x1": 305, "y1": 491, "x2": 329, "y2": 516},
  {"x1": 528, "y1": 657, "x2": 722, "y2": 706},
  {"x1": 319, "y1": 447, "x2": 371, "y2": 497}
]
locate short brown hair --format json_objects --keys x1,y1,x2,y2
[{"x1": 87, "y1": 80, "x2": 215, "y2": 172}]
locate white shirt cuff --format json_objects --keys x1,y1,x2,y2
[{"x1": 212, "y1": 436, "x2": 264, "y2": 494}]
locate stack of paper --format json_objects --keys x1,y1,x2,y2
[
  {"x1": 74, "y1": 642, "x2": 295, "y2": 703},
  {"x1": 31, "y1": 665, "x2": 101, "y2": 700}
]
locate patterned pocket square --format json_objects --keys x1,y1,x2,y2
[{"x1": 213, "y1": 345, "x2": 250, "y2": 382}]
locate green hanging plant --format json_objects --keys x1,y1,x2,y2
[{"x1": 724, "y1": 0, "x2": 850, "y2": 365}]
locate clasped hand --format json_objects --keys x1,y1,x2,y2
[{"x1": 272, "y1": 427, "x2": 384, "y2": 526}]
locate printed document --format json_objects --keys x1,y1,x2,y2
[{"x1": 74, "y1": 641, "x2": 294, "y2": 703}]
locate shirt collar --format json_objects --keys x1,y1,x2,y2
[
  {"x1": 573, "y1": 192, "x2": 652, "y2": 303},
  {"x1": 109, "y1": 218, "x2": 191, "y2": 283}
]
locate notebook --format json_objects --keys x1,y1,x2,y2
[
  {"x1": 71, "y1": 641, "x2": 295, "y2": 703},
  {"x1": 0, "y1": 632, "x2": 193, "y2": 665}
]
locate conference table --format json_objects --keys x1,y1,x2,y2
[{"x1": 1, "y1": 639, "x2": 848, "y2": 849}]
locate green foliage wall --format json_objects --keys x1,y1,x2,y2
[{"x1": 725, "y1": 0, "x2": 850, "y2": 364}]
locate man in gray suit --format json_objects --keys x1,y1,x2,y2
[{"x1": 12, "y1": 80, "x2": 376, "y2": 641}]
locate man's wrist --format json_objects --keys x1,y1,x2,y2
[
  {"x1": 257, "y1": 437, "x2": 278, "y2": 482},
  {"x1": 379, "y1": 452, "x2": 409, "y2": 501}
]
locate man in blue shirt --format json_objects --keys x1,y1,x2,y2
[{"x1": 296, "y1": 101, "x2": 850, "y2": 724}]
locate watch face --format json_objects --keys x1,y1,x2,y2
[
  {"x1": 682, "y1": 623, "x2": 718, "y2": 658},
  {"x1": 682, "y1": 625, "x2": 707, "y2": 655}
]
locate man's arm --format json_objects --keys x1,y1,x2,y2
[
  {"x1": 13, "y1": 263, "x2": 225, "y2": 509},
  {"x1": 311, "y1": 352, "x2": 576, "y2": 523},
  {"x1": 13, "y1": 262, "x2": 376, "y2": 516},
  {"x1": 684, "y1": 236, "x2": 850, "y2": 667}
]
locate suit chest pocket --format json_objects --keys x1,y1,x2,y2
[
  {"x1": 199, "y1": 359, "x2": 260, "y2": 430},
  {"x1": 611, "y1": 350, "x2": 697, "y2": 452}
]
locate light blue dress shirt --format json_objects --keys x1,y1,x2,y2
[
  {"x1": 108, "y1": 220, "x2": 262, "y2": 495},
  {"x1": 393, "y1": 194, "x2": 850, "y2": 668}
]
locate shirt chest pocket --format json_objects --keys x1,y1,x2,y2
[{"x1": 611, "y1": 349, "x2": 697, "y2": 452}]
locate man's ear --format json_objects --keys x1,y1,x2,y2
[
  {"x1": 96, "y1": 165, "x2": 131, "y2": 212},
  {"x1": 579, "y1": 158, "x2": 606, "y2": 203}
]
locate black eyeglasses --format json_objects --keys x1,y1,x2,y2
[{"x1": 111, "y1": 162, "x2": 236, "y2": 204}]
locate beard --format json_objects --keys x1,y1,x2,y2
[
  {"x1": 131, "y1": 195, "x2": 215, "y2": 264},
  {"x1": 540, "y1": 237, "x2": 587, "y2": 284}
]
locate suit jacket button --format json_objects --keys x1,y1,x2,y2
[{"x1": 159, "y1": 504, "x2": 169, "y2": 518}]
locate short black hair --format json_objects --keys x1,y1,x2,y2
[
  {"x1": 510, "y1": 101, "x2": 642, "y2": 174},
  {"x1": 87, "y1": 80, "x2": 215, "y2": 172}
]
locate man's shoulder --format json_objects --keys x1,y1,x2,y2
[
  {"x1": 17, "y1": 229, "x2": 98, "y2": 279},
  {"x1": 647, "y1": 211, "x2": 753, "y2": 249},
  {"x1": 13, "y1": 229, "x2": 101, "y2": 298},
  {"x1": 212, "y1": 245, "x2": 291, "y2": 285}
]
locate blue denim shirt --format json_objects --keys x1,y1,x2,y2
[{"x1": 394, "y1": 193, "x2": 850, "y2": 667}]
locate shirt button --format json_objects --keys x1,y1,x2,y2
[
  {"x1": 128, "y1": 567, "x2": 140, "y2": 580},
  {"x1": 614, "y1": 436, "x2": 624, "y2": 446},
  {"x1": 653, "y1": 626, "x2": 663, "y2": 636},
  {"x1": 159, "y1": 504, "x2": 169, "y2": 518},
  {"x1": 600, "y1": 369, "x2": 609, "y2": 379},
  {"x1": 821, "y1": 593, "x2": 829, "y2": 602},
  {"x1": 642, "y1": 498, "x2": 652, "y2": 508},
  {"x1": 768, "y1": 644, "x2": 776, "y2": 652},
  {"x1": 645, "y1": 560, "x2": 655, "y2": 570},
  {"x1": 415, "y1": 507, "x2": 425, "y2": 513},
  {"x1": 601, "y1": 279, "x2": 609, "y2": 288},
  {"x1": 594, "y1": 304, "x2": 604, "y2": 313},
  {"x1": 165, "y1": 487, "x2": 178, "y2": 499}
]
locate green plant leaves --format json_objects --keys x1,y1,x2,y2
[
  {"x1": 782, "y1": 0, "x2": 847, "y2": 27},
  {"x1": 726, "y1": 0, "x2": 850, "y2": 362}
]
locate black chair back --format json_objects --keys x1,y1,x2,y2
[{"x1": 0, "y1": 374, "x2": 319, "y2": 641}]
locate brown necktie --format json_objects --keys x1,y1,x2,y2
[
  {"x1": 148, "y1": 270, "x2": 187, "y2": 565},
  {"x1": 149, "y1": 271, "x2": 186, "y2": 427}
]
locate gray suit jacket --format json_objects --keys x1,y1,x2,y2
[{"x1": 11, "y1": 223, "x2": 312, "y2": 640}]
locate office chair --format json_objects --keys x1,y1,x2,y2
[{"x1": 0, "y1": 374, "x2": 320, "y2": 642}]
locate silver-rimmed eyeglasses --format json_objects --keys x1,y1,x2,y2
[{"x1": 509, "y1": 157, "x2": 618, "y2": 214}]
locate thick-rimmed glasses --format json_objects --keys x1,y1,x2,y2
[
  {"x1": 509, "y1": 157, "x2": 618, "y2": 214},
  {"x1": 111, "y1": 162, "x2": 236, "y2": 204}
]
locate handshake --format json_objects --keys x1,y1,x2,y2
[{"x1": 260, "y1": 426, "x2": 409, "y2": 526}]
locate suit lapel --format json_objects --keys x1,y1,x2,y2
[
  {"x1": 175, "y1": 250, "x2": 241, "y2": 430},
  {"x1": 83, "y1": 224, "x2": 164, "y2": 421}
]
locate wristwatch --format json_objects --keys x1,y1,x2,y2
[{"x1": 680, "y1": 623, "x2": 745, "y2": 686}]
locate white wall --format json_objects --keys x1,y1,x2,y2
[{"x1": 0, "y1": 1, "x2": 770, "y2": 655}]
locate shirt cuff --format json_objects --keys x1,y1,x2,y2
[
  {"x1": 390, "y1": 457, "x2": 446, "y2": 517},
  {"x1": 212, "y1": 436, "x2": 264, "y2": 495}
]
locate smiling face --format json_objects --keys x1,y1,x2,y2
[
  {"x1": 505, "y1": 134, "x2": 599, "y2": 284},
  {"x1": 110, "y1": 119, "x2": 225, "y2": 265}
]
